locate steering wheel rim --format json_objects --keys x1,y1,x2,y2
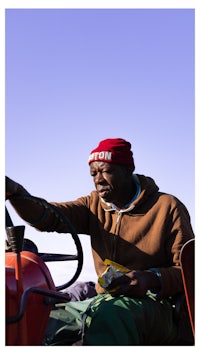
[
  {"x1": 6, "y1": 199, "x2": 84, "y2": 291},
  {"x1": 39, "y1": 204, "x2": 84, "y2": 291}
]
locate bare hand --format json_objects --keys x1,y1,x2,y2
[{"x1": 106, "y1": 270, "x2": 161, "y2": 298}]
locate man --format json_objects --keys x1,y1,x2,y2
[{"x1": 6, "y1": 138, "x2": 194, "y2": 345}]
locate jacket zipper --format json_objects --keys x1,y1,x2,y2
[{"x1": 112, "y1": 211, "x2": 122, "y2": 261}]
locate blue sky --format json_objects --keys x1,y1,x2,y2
[{"x1": 4, "y1": 5, "x2": 196, "y2": 286}]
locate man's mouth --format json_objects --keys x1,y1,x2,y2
[{"x1": 97, "y1": 188, "x2": 111, "y2": 198}]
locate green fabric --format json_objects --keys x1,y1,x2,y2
[
  {"x1": 43, "y1": 294, "x2": 181, "y2": 346},
  {"x1": 43, "y1": 299, "x2": 91, "y2": 345},
  {"x1": 83, "y1": 294, "x2": 179, "y2": 345}
]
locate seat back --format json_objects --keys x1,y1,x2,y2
[{"x1": 180, "y1": 239, "x2": 195, "y2": 337}]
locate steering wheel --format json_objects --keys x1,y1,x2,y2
[{"x1": 6, "y1": 198, "x2": 84, "y2": 291}]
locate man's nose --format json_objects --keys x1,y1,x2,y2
[{"x1": 94, "y1": 172, "x2": 104, "y2": 184}]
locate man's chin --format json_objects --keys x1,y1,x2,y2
[
  {"x1": 98, "y1": 191, "x2": 113, "y2": 202},
  {"x1": 98, "y1": 190, "x2": 110, "y2": 199}
]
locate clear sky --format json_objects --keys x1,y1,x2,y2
[{"x1": 3, "y1": 4, "x2": 197, "y2": 287}]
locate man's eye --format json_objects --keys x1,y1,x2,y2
[{"x1": 103, "y1": 170, "x2": 112, "y2": 174}]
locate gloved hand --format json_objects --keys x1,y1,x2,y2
[
  {"x1": 5, "y1": 176, "x2": 43, "y2": 223},
  {"x1": 5, "y1": 176, "x2": 26, "y2": 199}
]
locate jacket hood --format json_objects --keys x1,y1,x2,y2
[{"x1": 135, "y1": 174, "x2": 159, "y2": 206}]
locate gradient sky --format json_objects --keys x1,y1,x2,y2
[{"x1": 4, "y1": 7, "x2": 195, "y2": 285}]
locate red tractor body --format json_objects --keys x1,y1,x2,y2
[{"x1": 6, "y1": 251, "x2": 56, "y2": 345}]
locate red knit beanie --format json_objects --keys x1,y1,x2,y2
[{"x1": 88, "y1": 138, "x2": 135, "y2": 171}]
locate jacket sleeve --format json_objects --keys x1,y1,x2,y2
[
  {"x1": 156, "y1": 199, "x2": 194, "y2": 299},
  {"x1": 8, "y1": 193, "x2": 92, "y2": 235}
]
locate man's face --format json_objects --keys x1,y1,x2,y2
[{"x1": 89, "y1": 161, "x2": 130, "y2": 205}]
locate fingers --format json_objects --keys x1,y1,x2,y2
[
  {"x1": 5, "y1": 176, "x2": 21, "y2": 198},
  {"x1": 6, "y1": 176, "x2": 16, "y2": 196}
]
